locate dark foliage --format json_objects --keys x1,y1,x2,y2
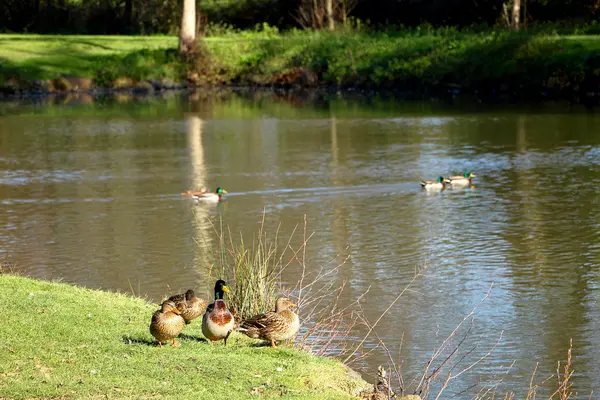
[{"x1": 1, "y1": 0, "x2": 600, "y2": 34}]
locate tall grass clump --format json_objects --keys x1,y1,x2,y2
[
  {"x1": 192, "y1": 212, "x2": 369, "y2": 359},
  {"x1": 204, "y1": 215, "x2": 285, "y2": 319}
]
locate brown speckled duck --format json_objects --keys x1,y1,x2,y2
[
  {"x1": 149, "y1": 300, "x2": 186, "y2": 348},
  {"x1": 201, "y1": 280, "x2": 235, "y2": 345},
  {"x1": 167, "y1": 289, "x2": 207, "y2": 324},
  {"x1": 238, "y1": 297, "x2": 300, "y2": 348}
]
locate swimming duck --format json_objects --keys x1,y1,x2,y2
[
  {"x1": 181, "y1": 187, "x2": 207, "y2": 198},
  {"x1": 448, "y1": 171, "x2": 476, "y2": 186},
  {"x1": 201, "y1": 280, "x2": 234, "y2": 345},
  {"x1": 193, "y1": 187, "x2": 228, "y2": 203},
  {"x1": 420, "y1": 176, "x2": 451, "y2": 191},
  {"x1": 238, "y1": 297, "x2": 300, "y2": 348},
  {"x1": 149, "y1": 300, "x2": 186, "y2": 348},
  {"x1": 167, "y1": 289, "x2": 207, "y2": 324}
]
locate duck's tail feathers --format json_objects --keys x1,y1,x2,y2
[{"x1": 420, "y1": 180, "x2": 427, "y2": 187}]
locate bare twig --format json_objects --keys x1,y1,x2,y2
[{"x1": 343, "y1": 265, "x2": 429, "y2": 364}]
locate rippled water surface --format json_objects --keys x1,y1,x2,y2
[{"x1": 2, "y1": 92, "x2": 599, "y2": 397}]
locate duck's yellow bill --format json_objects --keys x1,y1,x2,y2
[
  {"x1": 222, "y1": 285, "x2": 230, "y2": 293},
  {"x1": 222, "y1": 189, "x2": 228, "y2": 194}
]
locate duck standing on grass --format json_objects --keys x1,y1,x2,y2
[
  {"x1": 149, "y1": 300, "x2": 186, "y2": 348},
  {"x1": 448, "y1": 171, "x2": 476, "y2": 186},
  {"x1": 201, "y1": 280, "x2": 235, "y2": 345},
  {"x1": 238, "y1": 297, "x2": 300, "y2": 348},
  {"x1": 420, "y1": 176, "x2": 452, "y2": 191},
  {"x1": 167, "y1": 289, "x2": 207, "y2": 324}
]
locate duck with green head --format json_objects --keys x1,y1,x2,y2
[
  {"x1": 193, "y1": 187, "x2": 228, "y2": 203},
  {"x1": 201, "y1": 280, "x2": 235, "y2": 345},
  {"x1": 448, "y1": 171, "x2": 476, "y2": 186},
  {"x1": 420, "y1": 176, "x2": 451, "y2": 191}
]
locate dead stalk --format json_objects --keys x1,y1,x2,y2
[
  {"x1": 549, "y1": 338, "x2": 574, "y2": 400},
  {"x1": 343, "y1": 265, "x2": 429, "y2": 364}
]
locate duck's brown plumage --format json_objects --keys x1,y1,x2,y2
[
  {"x1": 167, "y1": 289, "x2": 207, "y2": 324},
  {"x1": 149, "y1": 301, "x2": 186, "y2": 347},
  {"x1": 238, "y1": 297, "x2": 300, "y2": 348}
]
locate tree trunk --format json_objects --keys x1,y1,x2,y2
[
  {"x1": 326, "y1": 0, "x2": 334, "y2": 31},
  {"x1": 313, "y1": 0, "x2": 319, "y2": 28},
  {"x1": 512, "y1": 0, "x2": 521, "y2": 30},
  {"x1": 179, "y1": 0, "x2": 196, "y2": 55}
]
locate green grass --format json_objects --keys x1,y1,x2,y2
[
  {"x1": 2, "y1": 30, "x2": 600, "y2": 95},
  {"x1": 0, "y1": 35, "x2": 177, "y2": 81},
  {"x1": 0, "y1": 275, "x2": 369, "y2": 399}
]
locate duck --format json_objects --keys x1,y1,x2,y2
[
  {"x1": 167, "y1": 289, "x2": 207, "y2": 324},
  {"x1": 201, "y1": 279, "x2": 235, "y2": 345},
  {"x1": 149, "y1": 300, "x2": 186, "y2": 348},
  {"x1": 192, "y1": 187, "x2": 228, "y2": 203},
  {"x1": 420, "y1": 176, "x2": 451, "y2": 191},
  {"x1": 448, "y1": 171, "x2": 476, "y2": 186},
  {"x1": 181, "y1": 187, "x2": 208, "y2": 198},
  {"x1": 237, "y1": 297, "x2": 300, "y2": 348}
]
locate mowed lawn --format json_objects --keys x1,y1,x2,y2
[{"x1": 0, "y1": 35, "x2": 177, "y2": 79}]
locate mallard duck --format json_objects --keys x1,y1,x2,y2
[
  {"x1": 448, "y1": 171, "x2": 476, "y2": 186},
  {"x1": 420, "y1": 176, "x2": 451, "y2": 191},
  {"x1": 181, "y1": 187, "x2": 208, "y2": 198},
  {"x1": 193, "y1": 187, "x2": 228, "y2": 203},
  {"x1": 167, "y1": 289, "x2": 207, "y2": 324},
  {"x1": 149, "y1": 300, "x2": 186, "y2": 348},
  {"x1": 201, "y1": 280, "x2": 234, "y2": 345},
  {"x1": 238, "y1": 297, "x2": 300, "y2": 348}
]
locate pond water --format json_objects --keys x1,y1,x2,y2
[{"x1": 1, "y1": 91, "x2": 599, "y2": 398}]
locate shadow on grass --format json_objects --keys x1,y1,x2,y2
[
  {"x1": 179, "y1": 333, "x2": 208, "y2": 343},
  {"x1": 0, "y1": 37, "x2": 120, "y2": 51},
  {"x1": 121, "y1": 335, "x2": 155, "y2": 346}
]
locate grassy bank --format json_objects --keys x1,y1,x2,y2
[
  {"x1": 2, "y1": 29, "x2": 600, "y2": 98},
  {"x1": 0, "y1": 274, "x2": 369, "y2": 399}
]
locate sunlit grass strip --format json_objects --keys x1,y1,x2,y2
[{"x1": 2, "y1": 30, "x2": 600, "y2": 93}]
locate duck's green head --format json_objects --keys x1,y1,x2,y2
[
  {"x1": 438, "y1": 176, "x2": 452, "y2": 183},
  {"x1": 464, "y1": 171, "x2": 476, "y2": 178},
  {"x1": 216, "y1": 187, "x2": 228, "y2": 195},
  {"x1": 214, "y1": 279, "x2": 230, "y2": 300}
]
